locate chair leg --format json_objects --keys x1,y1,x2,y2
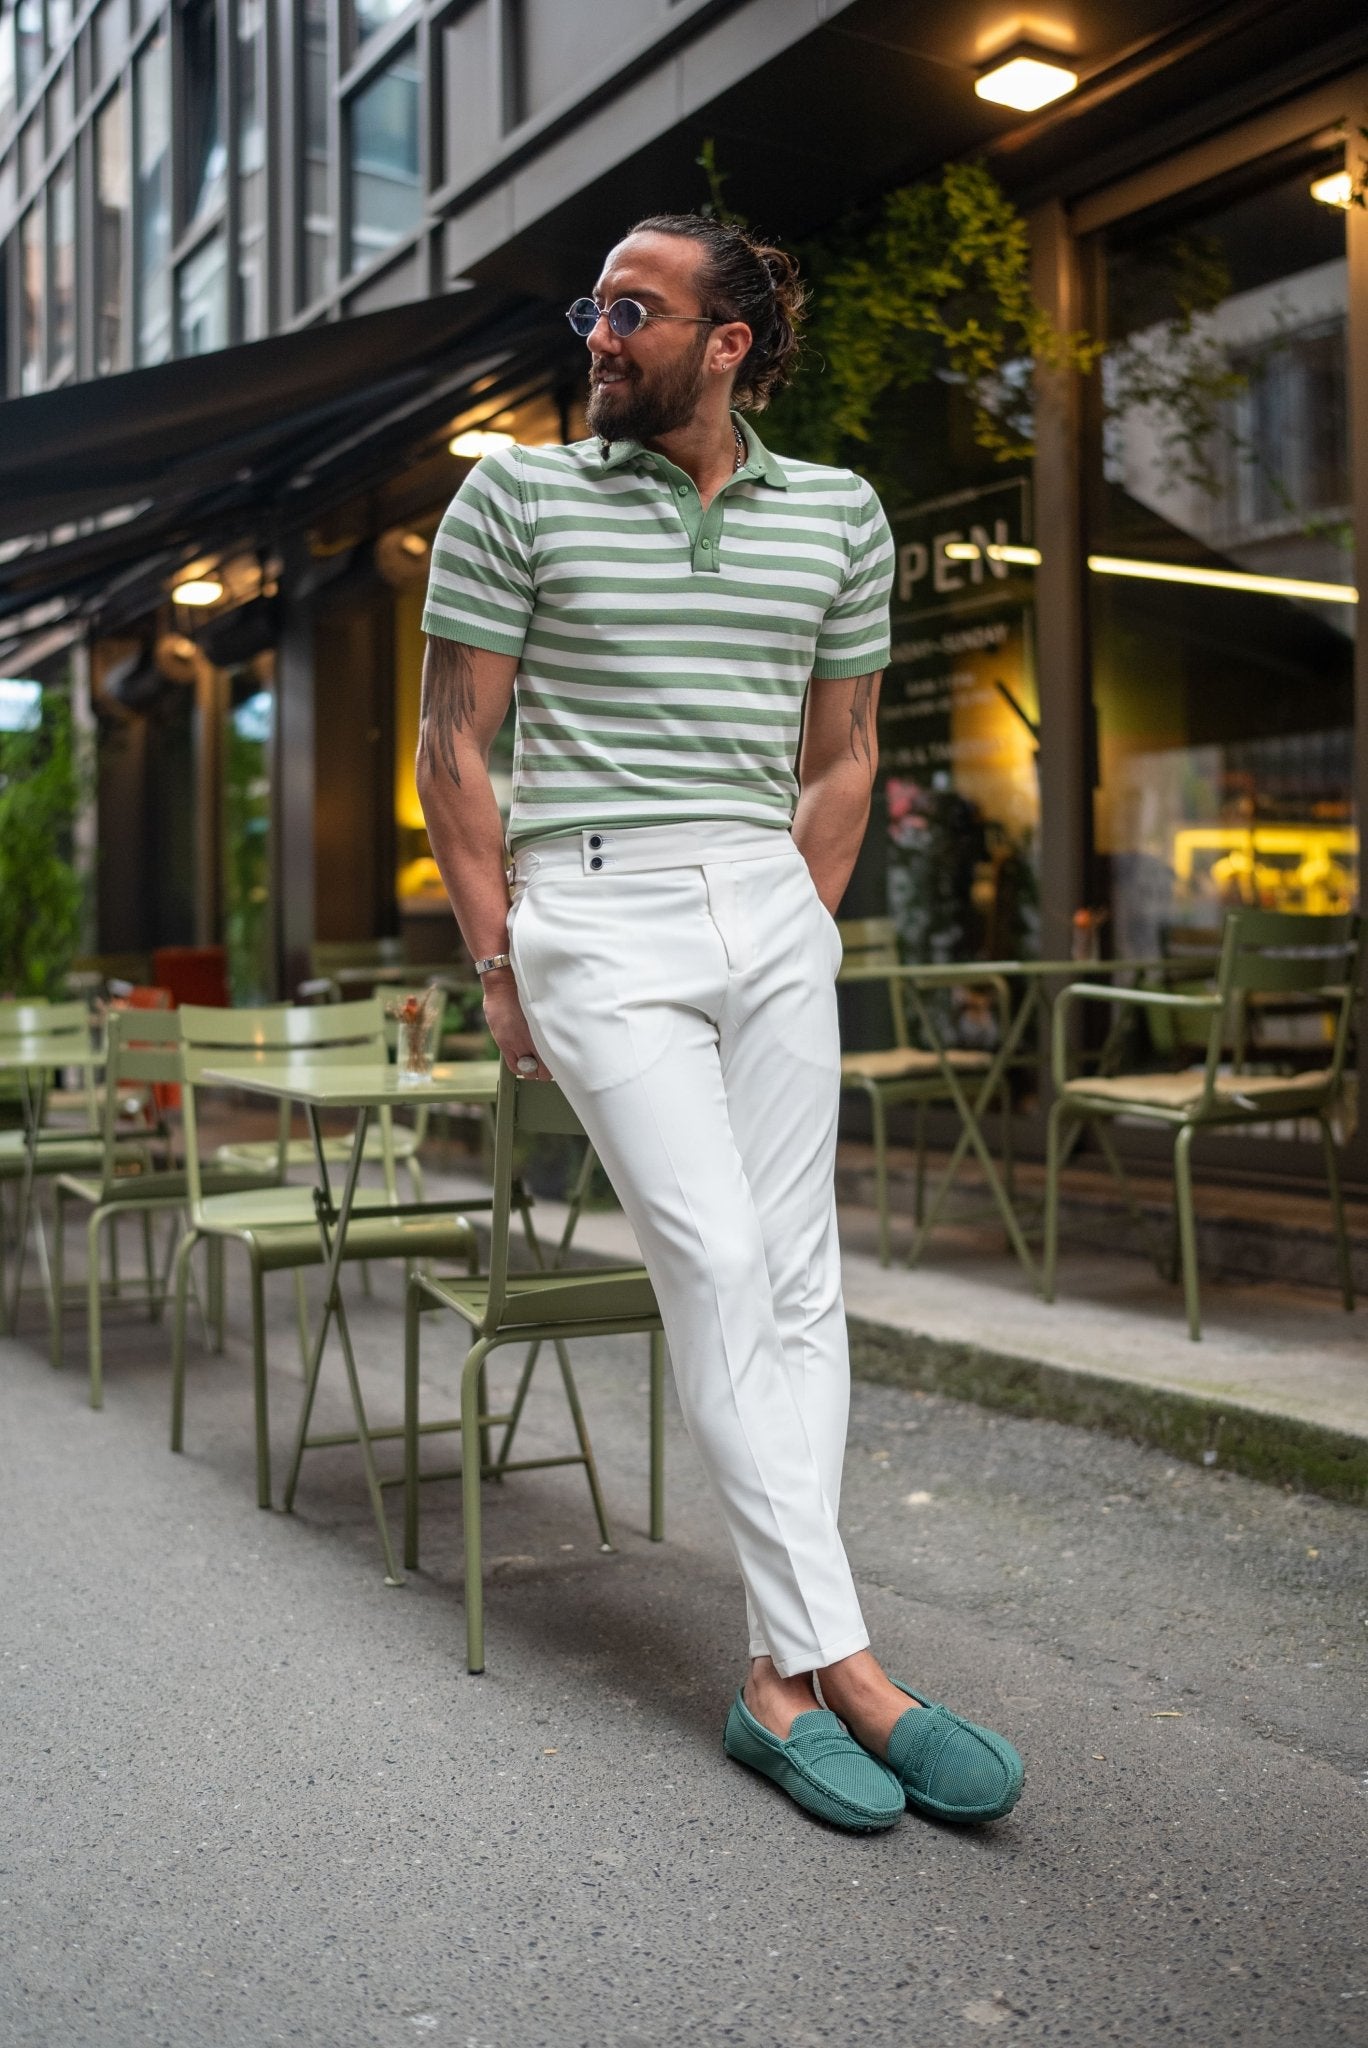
[
  {"x1": 143, "y1": 1208, "x2": 160, "y2": 1322},
  {"x1": 462, "y1": 1338, "x2": 495, "y2": 1674},
  {"x1": 1319, "y1": 1114, "x2": 1355, "y2": 1312},
  {"x1": 649, "y1": 1329, "x2": 666, "y2": 1542},
  {"x1": 913, "y1": 1100, "x2": 927, "y2": 1230},
  {"x1": 293, "y1": 1269, "x2": 311, "y2": 1374},
  {"x1": 108, "y1": 1213, "x2": 121, "y2": 1299},
  {"x1": 250, "y1": 1262, "x2": 272, "y2": 1508},
  {"x1": 495, "y1": 1341, "x2": 540, "y2": 1473},
  {"x1": 1042, "y1": 1097, "x2": 1072, "y2": 1302},
  {"x1": 552, "y1": 1338, "x2": 614, "y2": 1551},
  {"x1": 1173, "y1": 1125, "x2": 1202, "y2": 1342},
  {"x1": 86, "y1": 1208, "x2": 109, "y2": 1408},
  {"x1": 870, "y1": 1089, "x2": 891, "y2": 1267},
  {"x1": 405, "y1": 1153, "x2": 425, "y2": 1203},
  {"x1": 403, "y1": 1278, "x2": 422, "y2": 1572},
  {"x1": 50, "y1": 1188, "x2": 66, "y2": 1371},
  {"x1": 169, "y1": 1229, "x2": 202, "y2": 1453},
  {"x1": 208, "y1": 1236, "x2": 226, "y2": 1352}
]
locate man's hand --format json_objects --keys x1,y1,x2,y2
[{"x1": 480, "y1": 968, "x2": 552, "y2": 1080}]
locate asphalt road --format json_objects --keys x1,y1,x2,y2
[{"x1": 2, "y1": 1249, "x2": 1365, "y2": 2048}]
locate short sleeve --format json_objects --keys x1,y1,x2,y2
[
  {"x1": 811, "y1": 478, "x2": 894, "y2": 680},
  {"x1": 421, "y1": 446, "x2": 535, "y2": 657}
]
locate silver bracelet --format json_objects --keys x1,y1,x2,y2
[{"x1": 474, "y1": 953, "x2": 512, "y2": 976}]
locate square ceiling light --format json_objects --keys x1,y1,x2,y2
[{"x1": 976, "y1": 44, "x2": 1079, "y2": 112}]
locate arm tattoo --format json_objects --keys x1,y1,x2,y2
[
  {"x1": 847, "y1": 672, "x2": 876, "y2": 775},
  {"x1": 418, "y1": 636, "x2": 475, "y2": 789}
]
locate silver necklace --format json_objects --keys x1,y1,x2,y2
[{"x1": 732, "y1": 423, "x2": 746, "y2": 473}]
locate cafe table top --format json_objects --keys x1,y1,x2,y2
[
  {"x1": 836, "y1": 955, "x2": 1193, "y2": 987},
  {"x1": 200, "y1": 1058, "x2": 502, "y2": 1110}
]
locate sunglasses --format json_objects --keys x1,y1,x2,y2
[{"x1": 565, "y1": 296, "x2": 719, "y2": 339}]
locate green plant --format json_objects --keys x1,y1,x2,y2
[
  {"x1": 0, "y1": 691, "x2": 85, "y2": 998},
  {"x1": 761, "y1": 161, "x2": 1098, "y2": 472}
]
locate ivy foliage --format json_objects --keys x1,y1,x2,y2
[
  {"x1": 759, "y1": 161, "x2": 1098, "y2": 471},
  {"x1": 0, "y1": 692, "x2": 85, "y2": 999}
]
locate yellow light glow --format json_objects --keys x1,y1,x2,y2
[
  {"x1": 1087, "y1": 554, "x2": 1357, "y2": 605},
  {"x1": 1309, "y1": 169, "x2": 1353, "y2": 208},
  {"x1": 171, "y1": 576, "x2": 223, "y2": 606},
  {"x1": 448, "y1": 429, "x2": 516, "y2": 459},
  {"x1": 976, "y1": 52, "x2": 1077, "y2": 111},
  {"x1": 943, "y1": 542, "x2": 1043, "y2": 565}
]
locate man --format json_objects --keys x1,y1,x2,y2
[{"x1": 417, "y1": 214, "x2": 1023, "y2": 1833}]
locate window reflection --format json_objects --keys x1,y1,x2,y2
[
  {"x1": 20, "y1": 202, "x2": 42, "y2": 392},
  {"x1": 1090, "y1": 155, "x2": 1356, "y2": 958},
  {"x1": 238, "y1": 0, "x2": 266, "y2": 338},
  {"x1": 15, "y1": 3, "x2": 42, "y2": 102},
  {"x1": 354, "y1": 0, "x2": 412, "y2": 46},
  {"x1": 134, "y1": 25, "x2": 171, "y2": 363},
  {"x1": 95, "y1": 87, "x2": 129, "y2": 374},
  {"x1": 92, "y1": 1, "x2": 121, "y2": 88},
  {"x1": 178, "y1": 230, "x2": 227, "y2": 355},
  {"x1": 301, "y1": 0, "x2": 333, "y2": 305},
  {"x1": 183, "y1": 0, "x2": 225, "y2": 225},
  {"x1": 347, "y1": 41, "x2": 420, "y2": 272},
  {"x1": 47, "y1": 152, "x2": 74, "y2": 375}
]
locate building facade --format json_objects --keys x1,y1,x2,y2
[{"x1": 2, "y1": 0, "x2": 1366, "y2": 1185}]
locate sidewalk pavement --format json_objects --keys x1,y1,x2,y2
[
  {"x1": 3, "y1": 1208, "x2": 1366, "y2": 2048},
  {"x1": 426, "y1": 1161, "x2": 1368, "y2": 1505}
]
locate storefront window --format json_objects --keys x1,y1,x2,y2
[
  {"x1": 182, "y1": 0, "x2": 225, "y2": 227},
  {"x1": 1089, "y1": 152, "x2": 1356, "y2": 957},
  {"x1": 880, "y1": 457, "x2": 1040, "y2": 965},
  {"x1": 134, "y1": 23, "x2": 170, "y2": 363},
  {"x1": 91, "y1": 1, "x2": 121, "y2": 88},
  {"x1": 95, "y1": 86, "x2": 128, "y2": 374},
  {"x1": 19, "y1": 200, "x2": 42, "y2": 391},
  {"x1": 177, "y1": 229, "x2": 227, "y2": 354},
  {"x1": 238, "y1": 0, "x2": 266, "y2": 339},
  {"x1": 15, "y1": 2, "x2": 43, "y2": 102},
  {"x1": 346, "y1": 40, "x2": 419, "y2": 272},
  {"x1": 223, "y1": 670, "x2": 274, "y2": 1004},
  {"x1": 46, "y1": 151, "x2": 73, "y2": 375},
  {"x1": 354, "y1": 0, "x2": 411, "y2": 47},
  {"x1": 300, "y1": 0, "x2": 332, "y2": 305}
]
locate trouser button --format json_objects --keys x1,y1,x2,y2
[
  {"x1": 588, "y1": 834, "x2": 603, "y2": 849},
  {"x1": 589, "y1": 856, "x2": 603, "y2": 871}
]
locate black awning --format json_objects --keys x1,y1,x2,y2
[{"x1": 0, "y1": 288, "x2": 566, "y2": 628}]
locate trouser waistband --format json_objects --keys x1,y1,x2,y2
[{"x1": 511, "y1": 820, "x2": 794, "y2": 881}]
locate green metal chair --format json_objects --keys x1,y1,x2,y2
[
  {"x1": 1043, "y1": 908, "x2": 1362, "y2": 1341},
  {"x1": 169, "y1": 999, "x2": 478, "y2": 1509},
  {"x1": 836, "y1": 917, "x2": 1003, "y2": 1266},
  {"x1": 0, "y1": 1000, "x2": 155, "y2": 1331},
  {"x1": 404, "y1": 1062, "x2": 666, "y2": 1674},
  {"x1": 213, "y1": 985, "x2": 442, "y2": 1201},
  {"x1": 51, "y1": 1009, "x2": 278, "y2": 1407}
]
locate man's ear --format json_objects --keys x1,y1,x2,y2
[{"x1": 711, "y1": 320, "x2": 753, "y2": 375}]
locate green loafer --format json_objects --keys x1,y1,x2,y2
[
  {"x1": 724, "y1": 1691, "x2": 905, "y2": 1832},
  {"x1": 887, "y1": 1681, "x2": 1024, "y2": 1824}
]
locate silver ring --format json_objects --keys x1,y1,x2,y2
[{"x1": 516, "y1": 1054, "x2": 538, "y2": 1076}]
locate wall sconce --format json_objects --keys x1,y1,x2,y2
[
  {"x1": 1309, "y1": 169, "x2": 1353, "y2": 208},
  {"x1": 449, "y1": 429, "x2": 516, "y2": 459},
  {"x1": 171, "y1": 574, "x2": 223, "y2": 606},
  {"x1": 976, "y1": 43, "x2": 1078, "y2": 112}
]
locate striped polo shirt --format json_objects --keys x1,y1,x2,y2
[{"x1": 421, "y1": 414, "x2": 894, "y2": 851}]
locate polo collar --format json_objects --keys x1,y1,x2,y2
[{"x1": 597, "y1": 413, "x2": 789, "y2": 489}]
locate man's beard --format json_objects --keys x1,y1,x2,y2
[{"x1": 586, "y1": 332, "x2": 710, "y2": 443}]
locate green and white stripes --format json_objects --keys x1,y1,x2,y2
[{"x1": 421, "y1": 418, "x2": 894, "y2": 850}]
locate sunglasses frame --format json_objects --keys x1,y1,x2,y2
[{"x1": 565, "y1": 296, "x2": 720, "y2": 339}]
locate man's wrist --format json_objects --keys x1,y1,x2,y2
[{"x1": 473, "y1": 952, "x2": 511, "y2": 976}]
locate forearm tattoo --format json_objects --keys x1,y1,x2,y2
[
  {"x1": 847, "y1": 672, "x2": 876, "y2": 777},
  {"x1": 418, "y1": 635, "x2": 475, "y2": 789}
]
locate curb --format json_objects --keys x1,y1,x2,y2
[{"x1": 846, "y1": 1314, "x2": 1368, "y2": 1506}]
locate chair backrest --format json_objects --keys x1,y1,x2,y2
[
  {"x1": 1215, "y1": 909, "x2": 1362, "y2": 1083},
  {"x1": 311, "y1": 937, "x2": 405, "y2": 977},
  {"x1": 177, "y1": 998, "x2": 389, "y2": 1204},
  {"x1": 98, "y1": 1008, "x2": 184, "y2": 1194},
  {"x1": 481, "y1": 1063, "x2": 586, "y2": 1331},
  {"x1": 835, "y1": 915, "x2": 910, "y2": 1049},
  {"x1": 0, "y1": 998, "x2": 88, "y2": 1040}
]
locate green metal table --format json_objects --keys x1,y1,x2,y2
[
  {"x1": 200, "y1": 1056, "x2": 585, "y2": 1581},
  {"x1": 0, "y1": 1032, "x2": 106, "y2": 1329},
  {"x1": 836, "y1": 957, "x2": 1213, "y2": 1278}
]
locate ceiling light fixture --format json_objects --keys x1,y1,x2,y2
[
  {"x1": 1309, "y1": 169, "x2": 1354, "y2": 209},
  {"x1": 975, "y1": 43, "x2": 1078, "y2": 112},
  {"x1": 448, "y1": 428, "x2": 516, "y2": 459},
  {"x1": 1086, "y1": 554, "x2": 1357, "y2": 605},
  {"x1": 172, "y1": 574, "x2": 223, "y2": 606}
]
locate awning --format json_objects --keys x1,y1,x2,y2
[{"x1": 0, "y1": 287, "x2": 567, "y2": 630}]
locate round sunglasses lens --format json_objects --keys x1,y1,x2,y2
[
  {"x1": 566, "y1": 299, "x2": 599, "y2": 335},
  {"x1": 607, "y1": 300, "x2": 645, "y2": 337}
]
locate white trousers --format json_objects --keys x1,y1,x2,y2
[{"x1": 507, "y1": 820, "x2": 869, "y2": 1677}]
